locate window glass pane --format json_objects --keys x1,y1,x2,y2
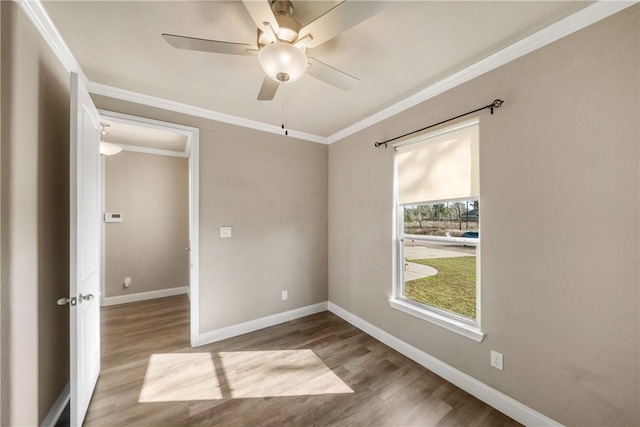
[
  {"x1": 403, "y1": 200, "x2": 478, "y2": 237},
  {"x1": 403, "y1": 239, "x2": 477, "y2": 320}
]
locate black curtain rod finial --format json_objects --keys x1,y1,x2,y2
[{"x1": 490, "y1": 99, "x2": 504, "y2": 114}]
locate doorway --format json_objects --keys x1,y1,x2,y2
[{"x1": 98, "y1": 111, "x2": 200, "y2": 347}]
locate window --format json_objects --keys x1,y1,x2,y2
[{"x1": 391, "y1": 119, "x2": 484, "y2": 341}]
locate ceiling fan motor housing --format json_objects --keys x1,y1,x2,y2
[
  {"x1": 257, "y1": 0, "x2": 301, "y2": 47},
  {"x1": 271, "y1": 0, "x2": 293, "y2": 17}
]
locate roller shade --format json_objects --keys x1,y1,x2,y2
[{"x1": 396, "y1": 121, "x2": 479, "y2": 205}]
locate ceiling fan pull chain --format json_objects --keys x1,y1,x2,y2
[
  {"x1": 281, "y1": 87, "x2": 288, "y2": 136},
  {"x1": 281, "y1": 90, "x2": 285, "y2": 133}
]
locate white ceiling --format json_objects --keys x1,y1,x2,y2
[{"x1": 42, "y1": 1, "x2": 591, "y2": 139}]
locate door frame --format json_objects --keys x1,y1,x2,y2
[{"x1": 97, "y1": 110, "x2": 200, "y2": 347}]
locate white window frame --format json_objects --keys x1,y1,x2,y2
[{"x1": 389, "y1": 120, "x2": 485, "y2": 342}]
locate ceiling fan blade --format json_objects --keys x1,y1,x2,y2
[
  {"x1": 162, "y1": 33, "x2": 255, "y2": 56},
  {"x1": 307, "y1": 57, "x2": 359, "y2": 91},
  {"x1": 257, "y1": 77, "x2": 280, "y2": 101},
  {"x1": 299, "y1": 1, "x2": 390, "y2": 49},
  {"x1": 242, "y1": 1, "x2": 280, "y2": 35}
]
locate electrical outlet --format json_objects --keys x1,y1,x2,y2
[
  {"x1": 281, "y1": 290, "x2": 288, "y2": 300},
  {"x1": 491, "y1": 350, "x2": 503, "y2": 370},
  {"x1": 124, "y1": 277, "x2": 131, "y2": 288}
]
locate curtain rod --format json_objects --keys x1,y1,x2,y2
[{"x1": 374, "y1": 99, "x2": 504, "y2": 148}]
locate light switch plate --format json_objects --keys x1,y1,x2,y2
[{"x1": 220, "y1": 226, "x2": 232, "y2": 238}]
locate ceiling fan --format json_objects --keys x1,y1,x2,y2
[{"x1": 162, "y1": 0, "x2": 387, "y2": 100}]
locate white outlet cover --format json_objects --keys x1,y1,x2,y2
[
  {"x1": 491, "y1": 350, "x2": 503, "y2": 370},
  {"x1": 220, "y1": 226, "x2": 232, "y2": 238},
  {"x1": 282, "y1": 290, "x2": 288, "y2": 300}
]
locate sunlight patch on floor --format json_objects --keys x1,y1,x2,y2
[
  {"x1": 138, "y1": 353, "x2": 222, "y2": 402},
  {"x1": 138, "y1": 350, "x2": 353, "y2": 403},
  {"x1": 220, "y1": 349, "x2": 353, "y2": 398}
]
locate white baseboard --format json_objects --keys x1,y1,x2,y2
[
  {"x1": 40, "y1": 383, "x2": 69, "y2": 427},
  {"x1": 102, "y1": 286, "x2": 189, "y2": 306},
  {"x1": 194, "y1": 301, "x2": 328, "y2": 347},
  {"x1": 327, "y1": 302, "x2": 563, "y2": 427}
]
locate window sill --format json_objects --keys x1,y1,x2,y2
[{"x1": 389, "y1": 298, "x2": 485, "y2": 342}]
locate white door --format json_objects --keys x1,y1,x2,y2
[{"x1": 69, "y1": 72, "x2": 101, "y2": 427}]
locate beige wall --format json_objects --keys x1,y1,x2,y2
[
  {"x1": 0, "y1": 2, "x2": 5, "y2": 422},
  {"x1": 0, "y1": 2, "x2": 70, "y2": 425},
  {"x1": 3, "y1": 1, "x2": 637, "y2": 425},
  {"x1": 0, "y1": 3, "x2": 4, "y2": 422},
  {"x1": 95, "y1": 96, "x2": 329, "y2": 332},
  {"x1": 104, "y1": 151, "x2": 189, "y2": 297},
  {"x1": 329, "y1": 7, "x2": 639, "y2": 427}
]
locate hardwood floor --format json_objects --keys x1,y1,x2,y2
[{"x1": 86, "y1": 295, "x2": 521, "y2": 426}]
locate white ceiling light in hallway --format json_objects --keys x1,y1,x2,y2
[{"x1": 99, "y1": 122, "x2": 123, "y2": 156}]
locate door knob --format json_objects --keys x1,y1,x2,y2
[
  {"x1": 57, "y1": 297, "x2": 77, "y2": 306},
  {"x1": 78, "y1": 293, "x2": 94, "y2": 303}
]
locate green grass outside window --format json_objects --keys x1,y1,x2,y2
[{"x1": 405, "y1": 256, "x2": 476, "y2": 320}]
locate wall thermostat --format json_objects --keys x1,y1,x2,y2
[{"x1": 104, "y1": 213, "x2": 123, "y2": 223}]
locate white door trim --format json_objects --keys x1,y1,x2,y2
[
  {"x1": 98, "y1": 110, "x2": 200, "y2": 347},
  {"x1": 100, "y1": 155, "x2": 106, "y2": 307}
]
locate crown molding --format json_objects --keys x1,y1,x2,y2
[
  {"x1": 326, "y1": 0, "x2": 638, "y2": 144},
  {"x1": 17, "y1": 0, "x2": 327, "y2": 145},
  {"x1": 19, "y1": 0, "x2": 636, "y2": 146},
  {"x1": 88, "y1": 82, "x2": 328, "y2": 145},
  {"x1": 17, "y1": 0, "x2": 88, "y2": 83},
  {"x1": 115, "y1": 144, "x2": 188, "y2": 158}
]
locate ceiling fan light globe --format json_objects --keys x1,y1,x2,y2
[{"x1": 258, "y1": 42, "x2": 307, "y2": 84}]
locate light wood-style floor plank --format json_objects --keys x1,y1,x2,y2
[{"x1": 85, "y1": 295, "x2": 521, "y2": 426}]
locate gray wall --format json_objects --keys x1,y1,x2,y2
[
  {"x1": 104, "y1": 151, "x2": 189, "y2": 297},
  {"x1": 94, "y1": 96, "x2": 329, "y2": 332},
  {"x1": 328, "y1": 7, "x2": 639, "y2": 427},
  {"x1": 0, "y1": 2, "x2": 70, "y2": 425}
]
